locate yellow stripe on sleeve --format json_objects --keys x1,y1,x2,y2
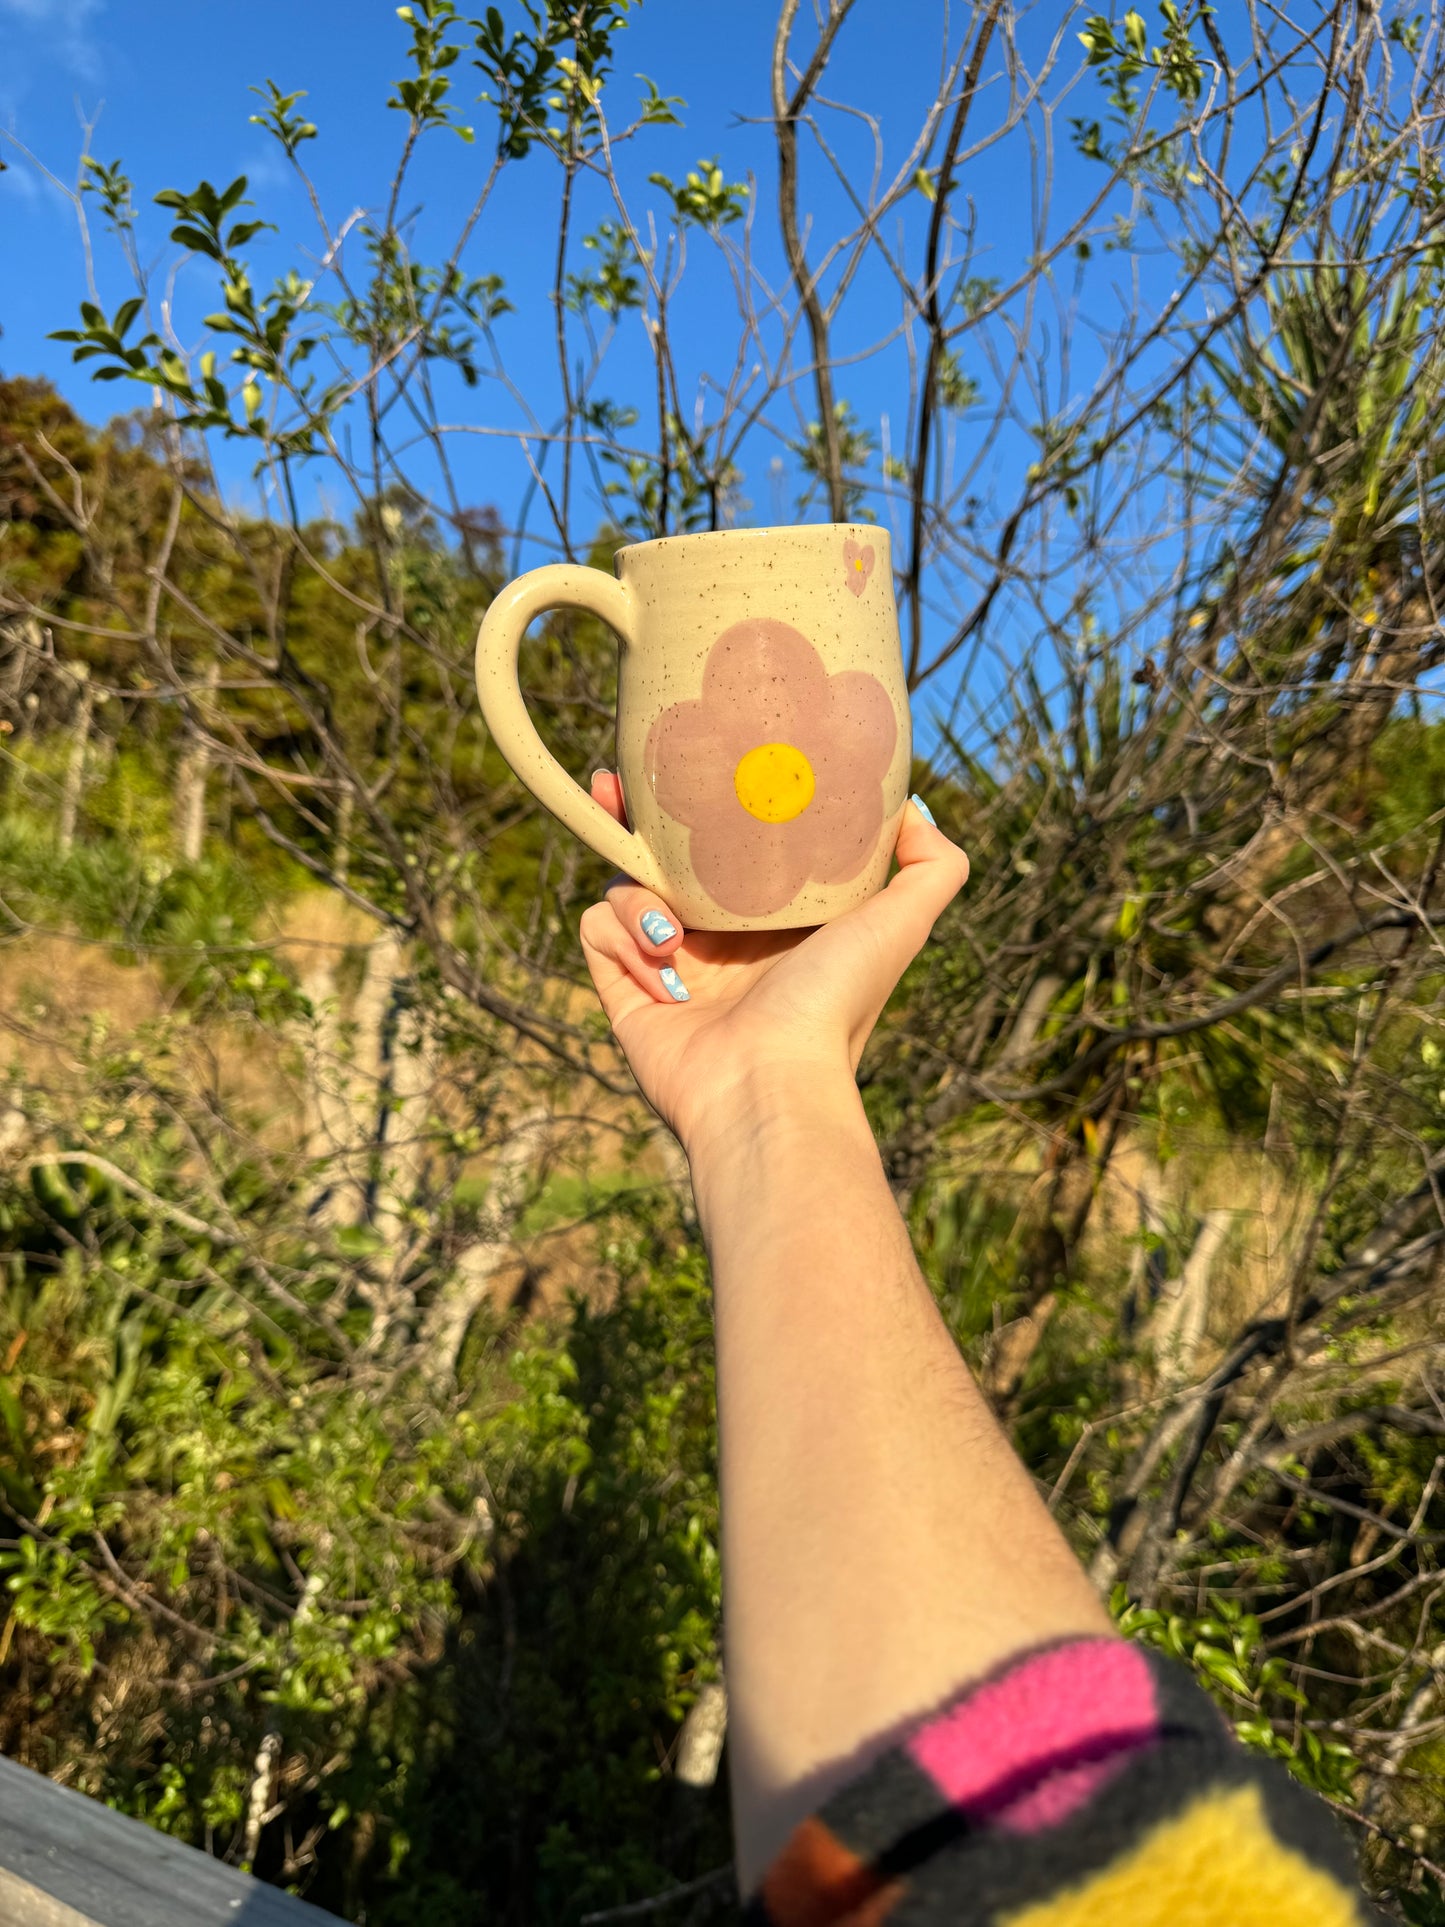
[{"x1": 1001, "y1": 1783, "x2": 1365, "y2": 1927}]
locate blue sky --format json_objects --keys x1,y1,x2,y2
[
  {"x1": 0, "y1": 0, "x2": 1031, "y2": 485},
  {"x1": 0, "y1": 0, "x2": 1192, "y2": 746}
]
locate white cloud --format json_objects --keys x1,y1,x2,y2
[
  {"x1": 0, "y1": 140, "x2": 77, "y2": 210},
  {"x1": 244, "y1": 145, "x2": 290, "y2": 194},
  {"x1": 1, "y1": 154, "x2": 39, "y2": 199},
  {"x1": 0, "y1": 0, "x2": 106, "y2": 85}
]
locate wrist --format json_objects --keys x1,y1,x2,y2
[{"x1": 682, "y1": 1061, "x2": 879, "y2": 1199}]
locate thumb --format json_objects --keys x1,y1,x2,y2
[{"x1": 850, "y1": 796, "x2": 969, "y2": 975}]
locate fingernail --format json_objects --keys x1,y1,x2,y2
[
  {"x1": 910, "y1": 793, "x2": 936, "y2": 826},
  {"x1": 640, "y1": 910, "x2": 677, "y2": 946},
  {"x1": 659, "y1": 965, "x2": 690, "y2": 1002}
]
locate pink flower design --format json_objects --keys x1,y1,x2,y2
[
  {"x1": 843, "y1": 536, "x2": 875, "y2": 597},
  {"x1": 643, "y1": 618, "x2": 898, "y2": 917}
]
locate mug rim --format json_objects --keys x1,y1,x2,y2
[{"x1": 614, "y1": 519, "x2": 887, "y2": 559}]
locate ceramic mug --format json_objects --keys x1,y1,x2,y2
[{"x1": 473, "y1": 523, "x2": 912, "y2": 931}]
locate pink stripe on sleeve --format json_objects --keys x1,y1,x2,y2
[{"x1": 907, "y1": 1638, "x2": 1160, "y2": 1835}]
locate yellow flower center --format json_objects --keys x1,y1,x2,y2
[
  {"x1": 854, "y1": 556, "x2": 865, "y2": 572},
  {"x1": 733, "y1": 741, "x2": 816, "y2": 824}
]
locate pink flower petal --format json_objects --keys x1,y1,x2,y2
[
  {"x1": 644, "y1": 698, "x2": 740, "y2": 829},
  {"x1": 797, "y1": 778, "x2": 890, "y2": 885},
  {"x1": 642, "y1": 615, "x2": 901, "y2": 919},
  {"x1": 645, "y1": 619, "x2": 836, "y2": 828},
  {"x1": 817, "y1": 669, "x2": 897, "y2": 779},
  {"x1": 700, "y1": 617, "x2": 831, "y2": 726},
  {"x1": 690, "y1": 812, "x2": 813, "y2": 918}
]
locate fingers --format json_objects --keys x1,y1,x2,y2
[
  {"x1": 589, "y1": 768, "x2": 686, "y2": 962},
  {"x1": 848, "y1": 795, "x2": 970, "y2": 974},
  {"x1": 579, "y1": 901, "x2": 654, "y2": 1026},
  {"x1": 590, "y1": 766, "x2": 630, "y2": 830},
  {"x1": 606, "y1": 878, "x2": 685, "y2": 959},
  {"x1": 894, "y1": 794, "x2": 970, "y2": 897},
  {"x1": 580, "y1": 898, "x2": 692, "y2": 1011},
  {"x1": 580, "y1": 773, "x2": 964, "y2": 1023}
]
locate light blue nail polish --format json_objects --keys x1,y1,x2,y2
[
  {"x1": 641, "y1": 910, "x2": 677, "y2": 946},
  {"x1": 910, "y1": 792, "x2": 936, "y2": 826},
  {"x1": 659, "y1": 965, "x2": 690, "y2": 1002}
]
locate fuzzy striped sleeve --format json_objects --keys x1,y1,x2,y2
[{"x1": 746, "y1": 1636, "x2": 1386, "y2": 1927}]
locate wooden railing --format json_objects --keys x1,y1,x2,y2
[{"x1": 0, "y1": 1751, "x2": 340, "y2": 1926}]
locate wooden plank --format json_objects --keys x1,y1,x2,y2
[
  {"x1": 0, "y1": 1752, "x2": 342, "y2": 1927},
  {"x1": 0, "y1": 1864, "x2": 96, "y2": 1927}
]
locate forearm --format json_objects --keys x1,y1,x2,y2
[{"x1": 690, "y1": 1070, "x2": 1112, "y2": 1889}]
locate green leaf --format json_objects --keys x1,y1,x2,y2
[
  {"x1": 336, "y1": 1226, "x2": 387, "y2": 1260},
  {"x1": 170, "y1": 224, "x2": 222, "y2": 258}
]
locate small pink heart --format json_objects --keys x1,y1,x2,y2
[{"x1": 843, "y1": 538, "x2": 874, "y2": 597}]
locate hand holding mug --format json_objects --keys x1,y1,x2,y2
[{"x1": 577, "y1": 779, "x2": 968, "y2": 1157}]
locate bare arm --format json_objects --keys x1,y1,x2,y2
[
  {"x1": 580, "y1": 788, "x2": 1111, "y2": 1891},
  {"x1": 691, "y1": 1077, "x2": 1111, "y2": 1885}
]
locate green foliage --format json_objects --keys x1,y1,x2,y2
[
  {"x1": 1114, "y1": 1592, "x2": 1359, "y2": 1800},
  {"x1": 79, "y1": 157, "x2": 138, "y2": 234},
  {"x1": 934, "y1": 349, "x2": 980, "y2": 413},
  {"x1": 1078, "y1": 2, "x2": 1206, "y2": 116},
  {"x1": 912, "y1": 1176, "x2": 1027, "y2": 1344},
  {"x1": 248, "y1": 81, "x2": 319, "y2": 159},
  {"x1": 0, "y1": 787, "x2": 310, "y2": 1018},
  {"x1": 792, "y1": 401, "x2": 876, "y2": 521},
  {"x1": 648, "y1": 158, "x2": 747, "y2": 231},
  {"x1": 0, "y1": 1099, "x2": 725, "y2": 1919},
  {"x1": 50, "y1": 178, "x2": 342, "y2": 461},
  {"x1": 566, "y1": 221, "x2": 645, "y2": 318},
  {"x1": 387, "y1": 1260, "x2": 724, "y2": 1922},
  {"x1": 472, "y1": 0, "x2": 640, "y2": 155},
  {"x1": 1369, "y1": 717, "x2": 1445, "y2": 857},
  {"x1": 329, "y1": 228, "x2": 512, "y2": 388},
  {"x1": 599, "y1": 412, "x2": 741, "y2": 538},
  {"x1": 391, "y1": 1, "x2": 475, "y2": 143}
]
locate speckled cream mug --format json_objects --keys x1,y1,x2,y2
[{"x1": 473, "y1": 523, "x2": 912, "y2": 931}]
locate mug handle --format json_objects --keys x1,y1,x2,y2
[{"x1": 474, "y1": 564, "x2": 670, "y2": 896}]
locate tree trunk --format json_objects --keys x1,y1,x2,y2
[
  {"x1": 371, "y1": 986, "x2": 438, "y2": 1253},
  {"x1": 982, "y1": 1292, "x2": 1058, "y2": 1413},
  {"x1": 0, "y1": 1094, "x2": 28, "y2": 1166},
  {"x1": 174, "y1": 663, "x2": 219, "y2": 863},
  {"x1": 332, "y1": 787, "x2": 355, "y2": 889},
  {"x1": 994, "y1": 973, "x2": 1065, "y2": 1072},
  {"x1": 674, "y1": 1680, "x2": 727, "y2": 1790},
  {"x1": 1147, "y1": 1209, "x2": 1233, "y2": 1390},
  {"x1": 350, "y1": 931, "x2": 402, "y2": 1229},
  {"x1": 299, "y1": 953, "x2": 353, "y2": 1227},
  {"x1": 1361, "y1": 1641, "x2": 1445, "y2": 1820},
  {"x1": 57, "y1": 666, "x2": 94, "y2": 856},
  {"x1": 301, "y1": 931, "x2": 401, "y2": 1232},
  {"x1": 421, "y1": 1108, "x2": 549, "y2": 1384},
  {"x1": 0, "y1": 616, "x2": 43, "y2": 713}
]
